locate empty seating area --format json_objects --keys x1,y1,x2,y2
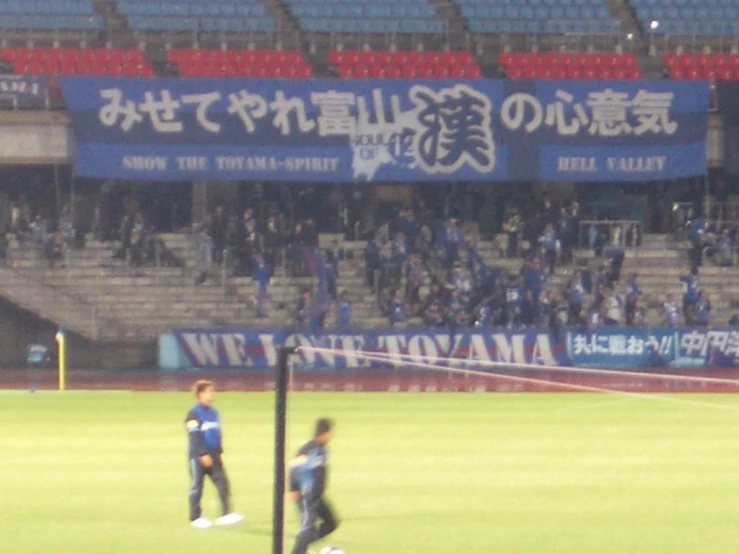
[
  {"x1": 285, "y1": 0, "x2": 444, "y2": 34},
  {"x1": 0, "y1": 0, "x2": 103, "y2": 30},
  {"x1": 460, "y1": 0, "x2": 618, "y2": 35},
  {"x1": 1, "y1": 47, "x2": 153, "y2": 76},
  {"x1": 118, "y1": 0, "x2": 275, "y2": 33},
  {"x1": 664, "y1": 53, "x2": 739, "y2": 81},
  {"x1": 167, "y1": 49, "x2": 312, "y2": 78},
  {"x1": 329, "y1": 50, "x2": 481, "y2": 78},
  {"x1": 499, "y1": 51, "x2": 642, "y2": 79},
  {"x1": 635, "y1": 0, "x2": 739, "y2": 36}
]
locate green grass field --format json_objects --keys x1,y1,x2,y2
[{"x1": 2, "y1": 391, "x2": 739, "y2": 554}]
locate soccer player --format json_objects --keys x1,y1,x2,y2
[
  {"x1": 289, "y1": 418, "x2": 339, "y2": 554},
  {"x1": 185, "y1": 380, "x2": 244, "y2": 529}
]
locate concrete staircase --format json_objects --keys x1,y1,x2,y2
[
  {"x1": 3, "y1": 231, "x2": 738, "y2": 345},
  {"x1": 4, "y1": 232, "x2": 387, "y2": 341}
]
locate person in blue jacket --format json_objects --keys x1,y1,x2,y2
[{"x1": 185, "y1": 380, "x2": 243, "y2": 529}]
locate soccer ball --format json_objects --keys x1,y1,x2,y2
[{"x1": 320, "y1": 547, "x2": 344, "y2": 554}]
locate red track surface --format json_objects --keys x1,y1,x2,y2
[{"x1": 3, "y1": 368, "x2": 739, "y2": 393}]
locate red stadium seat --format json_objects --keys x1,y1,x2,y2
[
  {"x1": 382, "y1": 65, "x2": 398, "y2": 78},
  {"x1": 664, "y1": 53, "x2": 677, "y2": 69},
  {"x1": 358, "y1": 51, "x2": 375, "y2": 65},
  {"x1": 370, "y1": 64, "x2": 387, "y2": 78},
  {"x1": 354, "y1": 64, "x2": 370, "y2": 78},
  {"x1": 552, "y1": 67, "x2": 567, "y2": 79},
  {"x1": 498, "y1": 52, "x2": 514, "y2": 67},
  {"x1": 717, "y1": 68, "x2": 735, "y2": 81},
  {"x1": 423, "y1": 52, "x2": 440, "y2": 65},
  {"x1": 508, "y1": 67, "x2": 523, "y2": 79},
  {"x1": 566, "y1": 67, "x2": 582, "y2": 79},
  {"x1": 434, "y1": 65, "x2": 450, "y2": 78}
]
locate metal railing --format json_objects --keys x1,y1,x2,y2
[{"x1": 577, "y1": 220, "x2": 643, "y2": 249}]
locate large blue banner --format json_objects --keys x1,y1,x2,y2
[
  {"x1": 60, "y1": 78, "x2": 709, "y2": 182},
  {"x1": 172, "y1": 327, "x2": 739, "y2": 370}
]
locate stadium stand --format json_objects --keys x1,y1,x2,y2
[
  {"x1": 0, "y1": 0, "x2": 103, "y2": 31},
  {"x1": 117, "y1": 0, "x2": 276, "y2": 33},
  {"x1": 664, "y1": 53, "x2": 739, "y2": 81},
  {"x1": 166, "y1": 49, "x2": 312, "y2": 78},
  {"x1": 284, "y1": 0, "x2": 445, "y2": 34},
  {"x1": 636, "y1": 0, "x2": 739, "y2": 38},
  {"x1": 498, "y1": 51, "x2": 642, "y2": 79},
  {"x1": 458, "y1": 0, "x2": 619, "y2": 35},
  {"x1": 1, "y1": 47, "x2": 153, "y2": 76},
  {"x1": 328, "y1": 50, "x2": 481, "y2": 79}
]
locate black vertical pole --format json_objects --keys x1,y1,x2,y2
[{"x1": 273, "y1": 346, "x2": 296, "y2": 554}]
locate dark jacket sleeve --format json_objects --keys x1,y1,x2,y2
[
  {"x1": 311, "y1": 465, "x2": 326, "y2": 499},
  {"x1": 185, "y1": 409, "x2": 207, "y2": 457}
]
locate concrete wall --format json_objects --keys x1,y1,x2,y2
[{"x1": 0, "y1": 297, "x2": 156, "y2": 369}]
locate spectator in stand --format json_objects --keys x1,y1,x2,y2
[
  {"x1": 295, "y1": 290, "x2": 311, "y2": 327},
  {"x1": 625, "y1": 273, "x2": 642, "y2": 325},
  {"x1": 405, "y1": 254, "x2": 424, "y2": 308},
  {"x1": 390, "y1": 289, "x2": 405, "y2": 327},
  {"x1": 325, "y1": 240, "x2": 344, "y2": 300},
  {"x1": 29, "y1": 214, "x2": 47, "y2": 244},
  {"x1": 504, "y1": 274, "x2": 523, "y2": 328},
  {"x1": 303, "y1": 218, "x2": 319, "y2": 249},
  {"x1": 10, "y1": 200, "x2": 30, "y2": 243},
  {"x1": 364, "y1": 239, "x2": 381, "y2": 292},
  {"x1": 557, "y1": 204, "x2": 579, "y2": 265},
  {"x1": 262, "y1": 215, "x2": 282, "y2": 277},
  {"x1": 44, "y1": 231, "x2": 66, "y2": 268},
  {"x1": 663, "y1": 293, "x2": 680, "y2": 327},
  {"x1": 694, "y1": 290, "x2": 711, "y2": 327},
  {"x1": 708, "y1": 229, "x2": 734, "y2": 267},
  {"x1": 504, "y1": 210, "x2": 521, "y2": 258},
  {"x1": 252, "y1": 253, "x2": 270, "y2": 318},
  {"x1": 396, "y1": 208, "x2": 418, "y2": 246},
  {"x1": 604, "y1": 239, "x2": 625, "y2": 282},
  {"x1": 473, "y1": 293, "x2": 494, "y2": 327},
  {"x1": 116, "y1": 212, "x2": 133, "y2": 261},
  {"x1": 522, "y1": 257, "x2": 547, "y2": 305},
  {"x1": 539, "y1": 223, "x2": 558, "y2": 275},
  {"x1": 194, "y1": 225, "x2": 213, "y2": 286},
  {"x1": 310, "y1": 288, "x2": 330, "y2": 332},
  {"x1": 422, "y1": 284, "x2": 446, "y2": 327},
  {"x1": 632, "y1": 298, "x2": 647, "y2": 327},
  {"x1": 567, "y1": 270, "x2": 585, "y2": 325},
  {"x1": 588, "y1": 302, "x2": 602, "y2": 328},
  {"x1": 447, "y1": 289, "x2": 468, "y2": 327},
  {"x1": 687, "y1": 213, "x2": 706, "y2": 271},
  {"x1": 439, "y1": 218, "x2": 463, "y2": 268},
  {"x1": 235, "y1": 215, "x2": 259, "y2": 277},
  {"x1": 129, "y1": 212, "x2": 148, "y2": 266},
  {"x1": 59, "y1": 212, "x2": 76, "y2": 248},
  {"x1": 602, "y1": 287, "x2": 623, "y2": 326},
  {"x1": 210, "y1": 205, "x2": 228, "y2": 265},
  {"x1": 336, "y1": 291, "x2": 352, "y2": 329},
  {"x1": 680, "y1": 267, "x2": 699, "y2": 324},
  {"x1": 537, "y1": 289, "x2": 553, "y2": 328},
  {"x1": 521, "y1": 290, "x2": 536, "y2": 327},
  {"x1": 594, "y1": 265, "x2": 609, "y2": 308}
]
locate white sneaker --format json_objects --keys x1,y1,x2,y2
[
  {"x1": 190, "y1": 517, "x2": 213, "y2": 529},
  {"x1": 216, "y1": 513, "x2": 244, "y2": 526}
]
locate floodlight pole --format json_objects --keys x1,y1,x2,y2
[{"x1": 273, "y1": 346, "x2": 296, "y2": 554}]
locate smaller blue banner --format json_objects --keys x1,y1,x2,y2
[
  {"x1": 0, "y1": 75, "x2": 51, "y2": 109},
  {"x1": 173, "y1": 327, "x2": 569, "y2": 370}
]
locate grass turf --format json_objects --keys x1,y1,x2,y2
[{"x1": 1, "y1": 391, "x2": 739, "y2": 554}]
